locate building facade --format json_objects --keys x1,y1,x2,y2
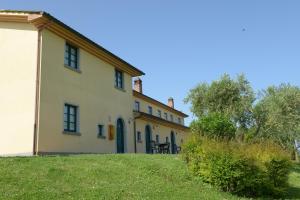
[{"x1": 0, "y1": 10, "x2": 189, "y2": 156}]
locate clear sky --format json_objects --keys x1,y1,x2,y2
[{"x1": 2, "y1": 0, "x2": 300, "y2": 124}]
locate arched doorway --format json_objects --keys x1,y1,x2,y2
[
  {"x1": 145, "y1": 125, "x2": 152, "y2": 154},
  {"x1": 170, "y1": 131, "x2": 176, "y2": 154},
  {"x1": 116, "y1": 118, "x2": 125, "y2": 153}
]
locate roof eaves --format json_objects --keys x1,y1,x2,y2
[
  {"x1": 0, "y1": 10, "x2": 145, "y2": 76},
  {"x1": 40, "y1": 12, "x2": 145, "y2": 76},
  {"x1": 133, "y1": 90, "x2": 189, "y2": 118},
  {"x1": 135, "y1": 111, "x2": 190, "y2": 131}
]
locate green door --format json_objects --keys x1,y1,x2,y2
[
  {"x1": 145, "y1": 125, "x2": 152, "y2": 154},
  {"x1": 117, "y1": 118, "x2": 125, "y2": 153},
  {"x1": 170, "y1": 131, "x2": 176, "y2": 154}
]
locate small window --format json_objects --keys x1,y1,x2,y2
[
  {"x1": 164, "y1": 113, "x2": 168, "y2": 120},
  {"x1": 64, "y1": 43, "x2": 79, "y2": 69},
  {"x1": 137, "y1": 131, "x2": 142, "y2": 142},
  {"x1": 166, "y1": 137, "x2": 169, "y2": 143},
  {"x1": 178, "y1": 118, "x2": 181, "y2": 124},
  {"x1": 156, "y1": 135, "x2": 159, "y2": 143},
  {"x1": 148, "y1": 106, "x2": 153, "y2": 115},
  {"x1": 170, "y1": 114, "x2": 173, "y2": 122},
  {"x1": 158, "y1": 110, "x2": 162, "y2": 118},
  {"x1": 98, "y1": 124, "x2": 105, "y2": 138},
  {"x1": 134, "y1": 101, "x2": 140, "y2": 111},
  {"x1": 64, "y1": 104, "x2": 78, "y2": 132},
  {"x1": 115, "y1": 69, "x2": 124, "y2": 89}
]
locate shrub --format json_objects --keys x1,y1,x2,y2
[
  {"x1": 182, "y1": 137, "x2": 291, "y2": 198},
  {"x1": 264, "y1": 158, "x2": 291, "y2": 196},
  {"x1": 190, "y1": 113, "x2": 236, "y2": 140}
]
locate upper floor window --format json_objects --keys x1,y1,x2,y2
[
  {"x1": 115, "y1": 69, "x2": 124, "y2": 89},
  {"x1": 64, "y1": 43, "x2": 79, "y2": 69},
  {"x1": 134, "y1": 101, "x2": 140, "y2": 111},
  {"x1": 170, "y1": 114, "x2": 174, "y2": 122},
  {"x1": 158, "y1": 110, "x2": 162, "y2": 118},
  {"x1": 164, "y1": 113, "x2": 168, "y2": 120},
  {"x1": 178, "y1": 117, "x2": 182, "y2": 124},
  {"x1": 148, "y1": 106, "x2": 153, "y2": 115},
  {"x1": 64, "y1": 104, "x2": 78, "y2": 132}
]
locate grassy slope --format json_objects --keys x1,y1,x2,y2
[
  {"x1": 0, "y1": 155, "x2": 239, "y2": 200},
  {"x1": 287, "y1": 162, "x2": 300, "y2": 199},
  {"x1": 0, "y1": 155, "x2": 299, "y2": 200}
]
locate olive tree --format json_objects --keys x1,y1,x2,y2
[
  {"x1": 253, "y1": 84, "x2": 300, "y2": 150},
  {"x1": 185, "y1": 74, "x2": 255, "y2": 133}
]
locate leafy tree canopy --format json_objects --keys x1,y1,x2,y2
[
  {"x1": 185, "y1": 74, "x2": 255, "y2": 130},
  {"x1": 190, "y1": 113, "x2": 236, "y2": 140},
  {"x1": 254, "y1": 84, "x2": 300, "y2": 149}
]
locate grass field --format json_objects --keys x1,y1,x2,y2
[
  {"x1": 0, "y1": 154, "x2": 299, "y2": 200},
  {"x1": 287, "y1": 162, "x2": 300, "y2": 199}
]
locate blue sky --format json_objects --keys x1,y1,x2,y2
[{"x1": 2, "y1": 0, "x2": 300, "y2": 124}]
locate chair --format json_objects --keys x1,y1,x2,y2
[
  {"x1": 162, "y1": 143, "x2": 170, "y2": 154},
  {"x1": 176, "y1": 145, "x2": 182, "y2": 154},
  {"x1": 150, "y1": 140, "x2": 159, "y2": 154}
]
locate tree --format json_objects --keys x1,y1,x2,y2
[
  {"x1": 185, "y1": 74, "x2": 255, "y2": 131},
  {"x1": 253, "y1": 84, "x2": 300, "y2": 150},
  {"x1": 190, "y1": 113, "x2": 236, "y2": 140}
]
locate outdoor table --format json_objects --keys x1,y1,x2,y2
[{"x1": 158, "y1": 143, "x2": 170, "y2": 154}]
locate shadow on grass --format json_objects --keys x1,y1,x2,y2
[{"x1": 286, "y1": 163, "x2": 300, "y2": 199}]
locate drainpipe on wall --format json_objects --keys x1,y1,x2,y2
[
  {"x1": 33, "y1": 28, "x2": 42, "y2": 156},
  {"x1": 33, "y1": 20, "x2": 52, "y2": 156},
  {"x1": 133, "y1": 121, "x2": 137, "y2": 153}
]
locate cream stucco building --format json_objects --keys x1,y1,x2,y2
[{"x1": 0, "y1": 10, "x2": 189, "y2": 156}]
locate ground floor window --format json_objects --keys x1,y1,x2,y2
[
  {"x1": 166, "y1": 137, "x2": 169, "y2": 143},
  {"x1": 98, "y1": 124, "x2": 105, "y2": 138},
  {"x1": 156, "y1": 135, "x2": 159, "y2": 143},
  {"x1": 64, "y1": 104, "x2": 78, "y2": 132},
  {"x1": 137, "y1": 131, "x2": 142, "y2": 142}
]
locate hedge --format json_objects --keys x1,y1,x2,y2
[{"x1": 182, "y1": 136, "x2": 291, "y2": 198}]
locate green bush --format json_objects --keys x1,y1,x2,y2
[
  {"x1": 182, "y1": 137, "x2": 291, "y2": 198},
  {"x1": 190, "y1": 113, "x2": 236, "y2": 140}
]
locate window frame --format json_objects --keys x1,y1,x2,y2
[
  {"x1": 158, "y1": 110, "x2": 162, "y2": 118},
  {"x1": 178, "y1": 117, "x2": 182, "y2": 124},
  {"x1": 164, "y1": 113, "x2": 168, "y2": 120},
  {"x1": 148, "y1": 106, "x2": 153, "y2": 115},
  {"x1": 137, "y1": 131, "x2": 142, "y2": 142},
  {"x1": 64, "y1": 42, "x2": 79, "y2": 70},
  {"x1": 156, "y1": 134, "x2": 160, "y2": 143},
  {"x1": 97, "y1": 124, "x2": 105, "y2": 139},
  {"x1": 115, "y1": 69, "x2": 124, "y2": 89},
  {"x1": 64, "y1": 103, "x2": 78, "y2": 133},
  {"x1": 134, "y1": 101, "x2": 140, "y2": 112},
  {"x1": 166, "y1": 137, "x2": 169, "y2": 143},
  {"x1": 170, "y1": 114, "x2": 174, "y2": 122}
]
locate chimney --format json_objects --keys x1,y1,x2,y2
[
  {"x1": 168, "y1": 97, "x2": 174, "y2": 108},
  {"x1": 134, "y1": 78, "x2": 143, "y2": 93}
]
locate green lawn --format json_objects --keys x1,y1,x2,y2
[
  {"x1": 0, "y1": 154, "x2": 299, "y2": 200},
  {"x1": 287, "y1": 162, "x2": 300, "y2": 199}
]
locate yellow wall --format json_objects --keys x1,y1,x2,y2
[
  {"x1": 0, "y1": 22, "x2": 38, "y2": 156},
  {"x1": 133, "y1": 97, "x2": 185, "y2": 126},
  {"x1": 135, "y1": 118, "x2": 187, "y2": 153},
  {"x1": 0, "y1": 21, "x2": 189, "y2": 156},
  {"x1": 133, "y1": 96, "x2": 189, "y2": 153},
  {"x1": 37, "y1": 29, "x2": 135, "y2": 154}
]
